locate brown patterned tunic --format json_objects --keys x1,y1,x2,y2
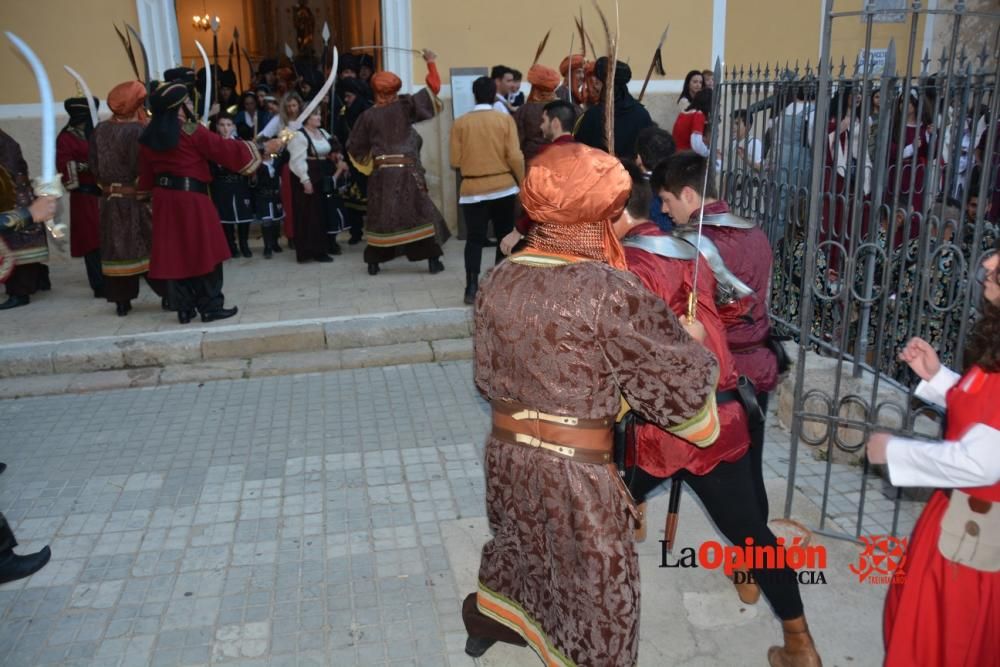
[
  {"x1": 89, "y1": 120, "x2": 153, "y2": 277},
  {"x1": 473, "y1": 259, "x2": 719, "y2": 667},
  {"x1": 0, "y1": 129, "x2": 48, "y2": 266}
]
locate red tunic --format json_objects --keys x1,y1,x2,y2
[
  {"x1": 625, "y1": 222, "x2": 750, "y2": 477},
  {"x1": 139, "y1": 124, "x2": 260, "y2": 279},
  {"x1": 671, "y1": 110, "x2": 705, "y2": 152},
  {"x1": 701, "y1": 201, "x2": 779, "y2": 392},
  {"x1": 883, "y1": 367, "x2": 1000, "y2": 666},
  {"x1": 56, "y1": 128, "x2": 101, "y2": 257}
]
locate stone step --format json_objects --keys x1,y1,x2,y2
[
  {"x1": 0, "y1": 339, "x2": 474, "y2": 399},
  {"x1": 0, "y1": 307, "x2": 472, "y2": 380}
]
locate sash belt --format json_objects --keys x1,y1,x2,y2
[
  {"x1": 155, "y1": 174, "x2": 209, "y2": 194},
  {"x1": 490, "y1": 399, "x2": 612, "y2": 464}
]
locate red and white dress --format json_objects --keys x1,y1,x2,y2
[{"x1": 883, "y1": 365, "x2": 1000, "y2": 666}]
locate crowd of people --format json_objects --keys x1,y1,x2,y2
[{"x1": 1, "y1": 35, "x2": 999, "y2": 667}]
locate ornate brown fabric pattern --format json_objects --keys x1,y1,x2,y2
[
  {"x1": 0, "y1": 129, "x2": 47, "y2": 263},
  {"x1": 472, "y1": 260, "x2": 719, "y2": 666}
]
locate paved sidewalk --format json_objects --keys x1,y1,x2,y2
[
  {"x1": 0, "y1": 361, "x2": 917, "y2": 666},
  {"x1": 0, "y1": 236, "x2": 471, "y2": 346}
]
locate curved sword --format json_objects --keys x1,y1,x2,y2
[
  {"x1": 63, "y1": 66, "x2": 99, "y2": 126},
  {"x1": 289, "y1": 47, "x2": 338, "y2": 132},
  {"x1": 125, "y1": 24, "x2": 152, "y2": 102},
  {"x1": 194, "y1": 40, "x2": 212, "y2": 125},
  {"x1": 5, "y1": 31, "x2": 66, "y2": 240}
]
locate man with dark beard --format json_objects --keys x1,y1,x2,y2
[
  {"x1": 56, "y1": 96, "x2": 103, "y2": 298},
  {"x1": 574, "y1": 57, "x2": 653, "y2": 160},
  {"x1": 138, "y1": 82, "x2": 280, "y2": 323}
]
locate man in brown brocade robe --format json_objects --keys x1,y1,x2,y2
[
  {"x1": 0, "y1": 129, "x2": 51, "y2": 310},
  {"x1": 346, "y1": 50, "x2": 450, "y2": 276},
  {"x1": 512, "y1": 64, "x2": 561, "y2": 162},
  {"x1": 89, "y1": 80, "x2": 167, "y2": 316},
  {"x1": 462, "y1": 141, "x2": 722, "y2": 667}
]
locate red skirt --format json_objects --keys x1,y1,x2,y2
[
  {"x1": 149, "y1": 190, "x2": 231, "y2": 280},
  {"x1": 883, "y1": 490, "x2": 1000, "y2": 666}
]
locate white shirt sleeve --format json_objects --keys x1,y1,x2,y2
[
  {"x1": 749, "y1": 138, "x2": 764, "y2": 166},
  {"x1": 913, "y1": 366, "x2": 961, "y2": 408},
  {"x1": 902, "y1": 143, "x2": 915, "y2": 159},
  {"x1": 690, "y1": 132, "x2": 710, "y2": 157},
  {"x1": 287, "y1": 133, "x2": 310, "y2": 184},
  {"x1": 886, "y1": 424, "x2": 1000, "y2": 488},
  {"x1": 493, "y1": 99, "x2": 511, "y2": 115}
]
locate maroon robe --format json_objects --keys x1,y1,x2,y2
[
  {"x1": 138, "y1": 123, "x2": 261, "y2": 280},
  {"x1": 56, "y1": 127, "x2": 101, "y2": 257}
]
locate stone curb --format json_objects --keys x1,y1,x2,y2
[
  {"x1": 0, "y1": 339, "x2": 475, "y2": 399},
  {"x1": 0, "y1": 308, "x2": 472, "y2": 380}
]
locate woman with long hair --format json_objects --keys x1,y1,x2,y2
[
  {"x1": 672, "y1": 88, "x2": 712, "y2": 156},
  {"x1": 678, "y1": 69, "x2": 704, "y2": 109},
  {"x1": 866, "y1": 239, "x2": 1000, "y2": 666}
]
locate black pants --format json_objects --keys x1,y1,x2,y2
[
  {"x1": 83, "y1": 250, "x2": 104, "y2": 294},
  {"x1": 103, "y1": 274, "x2": 167, "y2": 303},
  {"x1": 462, "y1": 195, "x2": 516, "y2": 275},
  {"x1": 626, "y1": 451, "x2": 804, "y2": 620},
  {"x1": 346, "y1": 208, "x2": 364, "y2": 242},
  {"x1": 749, "y1": 392, "x2": 771, "y2": 519},
  {"x1": 167, "y1": 263, "x2": 225, "y2": 315},
  {"x1": 5, "y1": 263, "x2": 49, "y2": 297}
]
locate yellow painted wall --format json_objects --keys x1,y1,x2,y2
[
  {"x1": 827, "y1": 0, "x2": 928, "y2": 75},
  {"x1": 1, "y1": 0, "x2": 139, "y2": 105},
  {"x1": 410, "y1": 0, "x2": 713, "y2": 84},
  {"x1": 725, "y1": 0, "x2": 819, "y2": 70}
]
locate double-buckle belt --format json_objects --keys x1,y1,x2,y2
[
  {"x1": 374, "y1": 154, "x2": 416, "y2": 169},
  {"x1": 490, "y1": 399, "x2": 613, "y2": 464},
  {"x1": 155, "y1": 174, "x2": 209, "y2": 194},
  {"x1": 101, "y1": 183, "x2": 145, "y2": 199}
]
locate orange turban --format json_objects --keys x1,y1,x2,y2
[
  {"x1": 371, "y1": 71, "x2": 402, "y2": 105},
  {"x1": 559, "y1": 55, "x2": 586, "y2": 77},
  {"x1": 520, "y1": 142, "x2": 629, "y2": 269},
  {"x1": 527, "y1": 65, "x2": 560, "y2": 92},
  {"x1": 107, "y1": 80, "x2": 147, "y2": 120}
]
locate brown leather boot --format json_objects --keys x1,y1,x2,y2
[
  {"x1": 768, "y1": 616, "x2": 822, "y2": 667},
  {"x1": 731, "y1": 567, "x2": 760, "y2": 604}
]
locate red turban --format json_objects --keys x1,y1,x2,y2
[
  {"x1": 559, "y1": 55, "x2": 586, "y2": 77},
  {"x1": 371, "y1": 71, "x2": 402, "y2": 105},
  {"x1": 520, "y1": 141, "x2": 629, "y2": 269},
  {"x1": 107, "y1": 81, "x2": 147, "y2": 120}
]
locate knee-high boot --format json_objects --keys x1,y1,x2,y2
[{"x1": 262, "y1": 226, "x2": 275, "y2": 259}]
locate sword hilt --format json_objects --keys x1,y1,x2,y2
[{"x1": 686, "y1": 290, "x2": 697, "y2": 325}]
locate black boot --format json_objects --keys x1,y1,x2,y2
[
  {"x1": 238, "y1": 223, "x2": 253, "y2": 258},
  {"x1": 328, "y1": 236, "x2": 343, "y2": 255},
  {"x1": 224, "y1": 225, "x2": 238, "y2": 258},
  {"x1": 271, "y1": 229, "x2": 284, "y2": 253},
  {"x1": 0, "y1": 295, "x2": 30, "y2": 310},
  {"x1": 0, "y1": 514, "x2": 51, "y2": 586},
  {"x1": 116, "y1": 301, "x2": 131, "y2": 317},
  {"x1": 177, "y1": 309, "x2": 195, "y2": 324},
  {"x1": 262, "y1": 227, "x2": 274, "y2": 259},
  {"x1": 201, "y1": 306, "x2": 239, "y2": 323},
  {"x1": 428, "y1": 257, "x2": 445, "y2": 274},
  {"x1": 367, "y1": 263, "x2": 380, "y2": 276},
  {"x1": 464, "y1": 273, "x2": 479, "y2": 305}
]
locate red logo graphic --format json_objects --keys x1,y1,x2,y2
[{"x1": 849, "y1": 535, "x2": 908, "y2": 584}]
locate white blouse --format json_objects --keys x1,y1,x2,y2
[
  {"x1": 886, "y1": 366, "x2": 1000, "y2": 489},
  {"x1": 287, "y1": 129, "x2": 333, "y2": 185}
]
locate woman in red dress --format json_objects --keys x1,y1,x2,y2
[{"x1": 867, "y1": 239, "x2": 1000, "y2": 666}]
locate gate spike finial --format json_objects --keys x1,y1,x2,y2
[
  {"x1": 958, "y1": 44, "x2": 968, "y2": 68},
  {"x1": 837, "y1": 56, "x2": 846, "y2": 78},
  {"x1": 883, "y1": 39, "x2": 897, "y2": 78},
  {"x1": 920, "y1": 49, "x2": 931, "y2": 74},
  {"x1": 976, "y1": 42, "x2": 990, "y2": 68},
  {"x1": 938, "y1": 47, "x2": 948, "y2": 69}
]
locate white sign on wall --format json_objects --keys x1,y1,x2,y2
[{"x1": 450, "y1": 67, "x2": 489, "y2": 119}]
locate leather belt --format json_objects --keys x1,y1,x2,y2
[
  {"x1": 215, "y1": 174, "x2": 242, "y2": 183},
  {"x1": 155, "y1": 174, "x2": 209, "y2": 194},
  {"x1": 374, "y1": 154, "x2": 416, "y2": 169},
  {"x1": 76, "y1": 184, "x2": 102, "y2": 196},
  {"x1": 101, "y1": 183, "x2": 145, "y2": 199},
  {"x1": 463, "y1": 171, "x2": 509, "y2": 179},
  {"x1": 490, "y1": 399, "x2": 612, "y2": 464}
]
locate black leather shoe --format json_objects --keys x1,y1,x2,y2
[
  {"x1": 329, "y1": 240, "x2": 343, "y2": 256},
  {"x1": 116, "y1": 301, "x2": 131, "y2": 317},
  {"x1": 367, "y1": 263, "x2": 380, "y2": 275},
  {"x1": 177, "y1": 309, "x2": 195, "y2": 324},
  {"x1": 240, "y1": 247, "x2": 253, "y2": 258},
  {"x1": 272, "y1": 241, "x2": 283, "y2": 253},
  {"x1": 0, "y1": 545, "x2": 52, "y2": 585},
  {"x1": 201, "y1": 306, "x2": 238, "y2": 322},
  {"x1": 315, "y1": 254, "x2": 334, "y2": 263},
  {"x1": 464, "y1": 637, "x2": 498, "y2": 658},
  {"x1": 0, "y1": 295, "x2": 30, "y2": 310},
  {"x1": 348, "y1": 236, "x2": 362, "y2": 245},
  {"x1": 263, "y1": 246, "x2": 273, "y2": 259},
  {"x1": 428, "y1": 257, "x2": 445, "y2": 274}
]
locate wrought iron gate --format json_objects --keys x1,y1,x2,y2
[{"x1": 714, "y1": 1, "x2": 1000, "y2": 540}]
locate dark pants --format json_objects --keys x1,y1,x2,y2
[
  {"x1": 167, "y1": 263, "x2": 225, "y2": 315},
  {"x1": 462, "y1": 195, "x2": 516, "y2": 275},
  {"x1": 346, "y1": 208, "x2": 364, "y2": 242},
  {"x1": 5, "y1": 263, "x2": 49, "y2": 297},
  {"x1": 104, "y1": 274, "x2": 167, "y2": 303},
  {"x1": 83, "y1": 250, "x2": 104, "y2": 294},
  {"x1": 748, "y1": 392, "x2": 771, "y2": 519},
  {"x1": 626, "y1": 451, "x2": 804, "y2": 621}
]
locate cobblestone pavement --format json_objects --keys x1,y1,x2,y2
[
  {"x1": 0, "y1": 361, "x2": 921, "y2": 666},
  {"x1": 0, "y1": 235, "x2": 471, "y2": 345}
]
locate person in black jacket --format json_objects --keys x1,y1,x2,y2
[{"x1": 574, "y1": 58, "x2": 653, "y2": 160}]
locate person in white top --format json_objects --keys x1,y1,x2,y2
[
  {"x1": 490, "y1": 65, "x2": 515, "y2": 115},
  {"x1": 287, "y1": 108, "x2": 349, "y2": 264},
  {"x1": 731, "y1": 109, "x2": 764, "y2": 171}
]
